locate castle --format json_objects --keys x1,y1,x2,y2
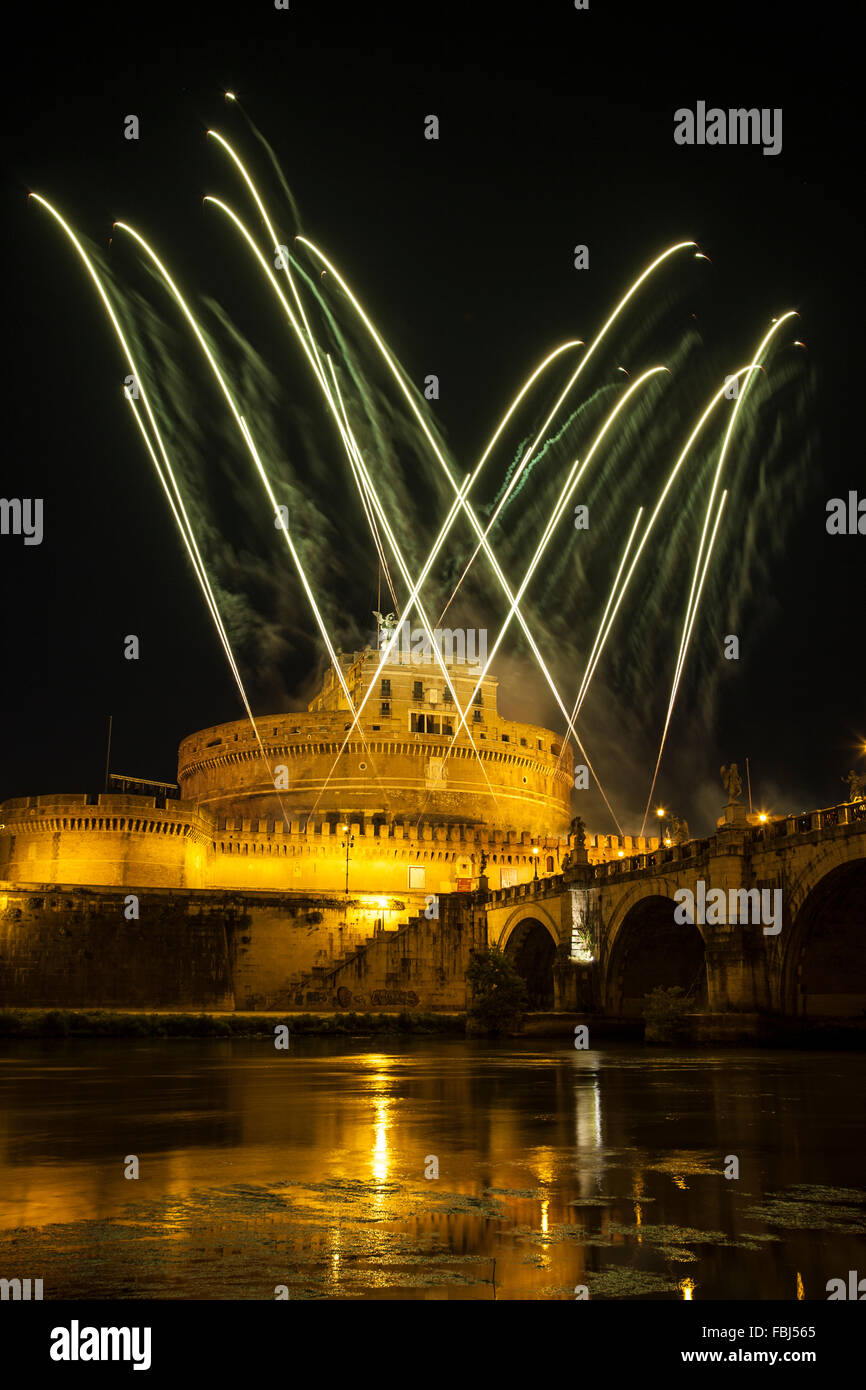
[{"x1": 0, "y1": 649, "x2": 663, "y2": 1011}]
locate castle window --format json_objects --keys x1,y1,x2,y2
[
  {"x1": 473, "y1": 709, "x2": 482, "y2": 722},
  {"x1": 546, "y1": 856, "x2": 555, "y2": 873},
  {"x1": 442, "y1": 721, "x2": 454, "y2": 737},
  {"x1": 473, "y1": 689, "x2": 483, "y2": 705},
  {"x1": 520, "y1": 738, "x2": 527, "y2": 747},
  {"x1": 381, "y1": 678, "x2": 391, "y2": 698},
  {"x1": 381, "y1": 701, "x2": 391, "y2": 717},
  {"x1": 441, "y1": 688, "x2": 453, "y2": 703},
  {"x1": 537, "y1": 739, "x2": 543, "y2": 749},
  {"x1": 413, "y1": 680, "x2": 423, "y2": 700},
  {"x1": 551, "y1": 744, "x2": 561, "y2": 756},
  {"x1": 501, "y1": 733, "x2": 510, "y2": 743}
]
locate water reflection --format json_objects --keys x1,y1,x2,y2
[{"x1": 0, "y1": 1039, "x2": 864, "y2": 1299}]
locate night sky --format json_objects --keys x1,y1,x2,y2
[{"x1": 2, "y1": 3, "x2": 862, "y2": 837}]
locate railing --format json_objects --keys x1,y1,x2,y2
[{"x1": 733, "y1": 799, "x2": 863, "y2": 846}]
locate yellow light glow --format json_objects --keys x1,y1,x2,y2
[
  {"x1": 796, "y1": 1272, "x2": 805, "y2": 1300},
  {"x1": 664, "y1": 838, "x2": 672, "y2": 847},
  {"x1": 759, "y1": 812, "x2": 768, "y2": 823},
  {"x1": 656, "y1": 807, "x2": 665, "y2": 818},
  {"x1": 680, "y1": 1278, "x2": 695, "y2": 1300},
  {"x1": 532, "y1": 846, "x2": 540, "y2": 855},
  {"x1": 372, "y1": 1098, "x2": 390, "y2": 1185},
  {"x1": 618, "y1": 850, "x2": 625, "y2": 858}
]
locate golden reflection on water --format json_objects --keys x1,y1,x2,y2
[
  {"x1": 372, "y1": 1097, "x2": 390, "y2": 1186},
  {"x1": 0, "y1": 1041, "x2": 862, "y2": 1299}
]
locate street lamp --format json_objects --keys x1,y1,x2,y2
[
  {"x1": 532, "y1": 845, "x2": 540, "y2": 879},
  {"x1": 340, "y1": 823, "x2": 354, "y2": 897}
]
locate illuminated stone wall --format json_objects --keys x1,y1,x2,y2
[
  {"x1": 0, "y1": 886, "x2": 393, "y2": 1011},
  {"x1": 177, "y1": 652, "x2": 574, "y2": 835},
  {"x1": 0, "y1": 795, "x2": 212, "y2": 888},
  {"x1": 0, "y1": 795, "x2": 592, "y2": 895},
  {"x1": 0, "y1": 887, "x2": 234, "y2": 1010}
]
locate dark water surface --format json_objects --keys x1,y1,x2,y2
[{"x1": 0, "y1": 1037, "x2": 864, "y2": 1300}]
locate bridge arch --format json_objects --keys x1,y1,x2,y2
[
  {"x1": 782, "y1": 857, "x2": 866, "y2": 1019},
  {"x1": 603, "y1": 890, "x2": 707, "y2": 1017},
  {"x1": 499, "y1": 914, "x2": 557, "y2": 1010}
]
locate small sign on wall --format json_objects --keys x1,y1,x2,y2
[{"x1": 456, "y1": 878, "x2": 472, "y2": 891}]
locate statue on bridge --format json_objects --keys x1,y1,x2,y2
[
  {"x1": 670, "y1": 814, "x2": 690, "y2": 845},
  {"x1": 569, "y1": 815, "x2": 587, "y2": 848},
  {"x1": 844, "y1": 770, "x2": 865, "y2": 802},
  {"x1": 565, "y1": 815, "x2": 588, "y2": 869},
  {"x1": 720, "y1": 763, "x2": 743, "y2": 801}
]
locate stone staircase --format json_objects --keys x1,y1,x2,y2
[{"x1": 287, "y1": 897, "x2": 477, "y2": 1011}]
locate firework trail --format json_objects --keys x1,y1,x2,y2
[
  {"x1": 28, "y1": 194, "x2": 295, "y2": 823},
  {"x1": 29, "y1": 111, "x2": 813, "y2": 835}
]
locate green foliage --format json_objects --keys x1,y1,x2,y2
[
  {"x1": 642, "y1": 986, "x2": 690, "y2": 1043},
  {"x1": 466, "y1": 946, "x2": 529, "y2": 1036},
  {"x1": 0, "y1": 1006, "x2": 466, "y2": 1038}
]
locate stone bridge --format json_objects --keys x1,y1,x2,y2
[{"x1": 483, "y1": 799, "x2": 866, "y2": 1023}]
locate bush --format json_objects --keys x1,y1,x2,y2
[
  {"x1": 642, "y1": 986, "x2": 690, "y2": 1043},
  {"x1": 41, "y1": 1010, "x2": 70, "y2": 1037},
  {"x1": 466, "y1": 946, "x2": 528, "y2": 1036}
]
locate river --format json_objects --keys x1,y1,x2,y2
[{"x1": 1, "y1": 1037, "x2": 864, "y2": 1299}]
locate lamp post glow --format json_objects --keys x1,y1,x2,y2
[
  {"x1": 340, "y1": 824, "x2": 354, "y2": 897},
  {"x1": 533, "y1": 846, "x2": 540, "y2": 880}
]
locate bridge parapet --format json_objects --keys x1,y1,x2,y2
[
  {"x1": 745, "y1": 799, "x2": 865, "y2": 843},
  {"x1": 592, "y1": 839, "x2": 712, "y2": 880},
  {"x1": 485, "y1": 872, "x2": 566, "y2": 907}
]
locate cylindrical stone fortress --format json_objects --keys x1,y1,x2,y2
[{"x1": 178, "y1": 649, "x2": 574, "y2": 836}]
